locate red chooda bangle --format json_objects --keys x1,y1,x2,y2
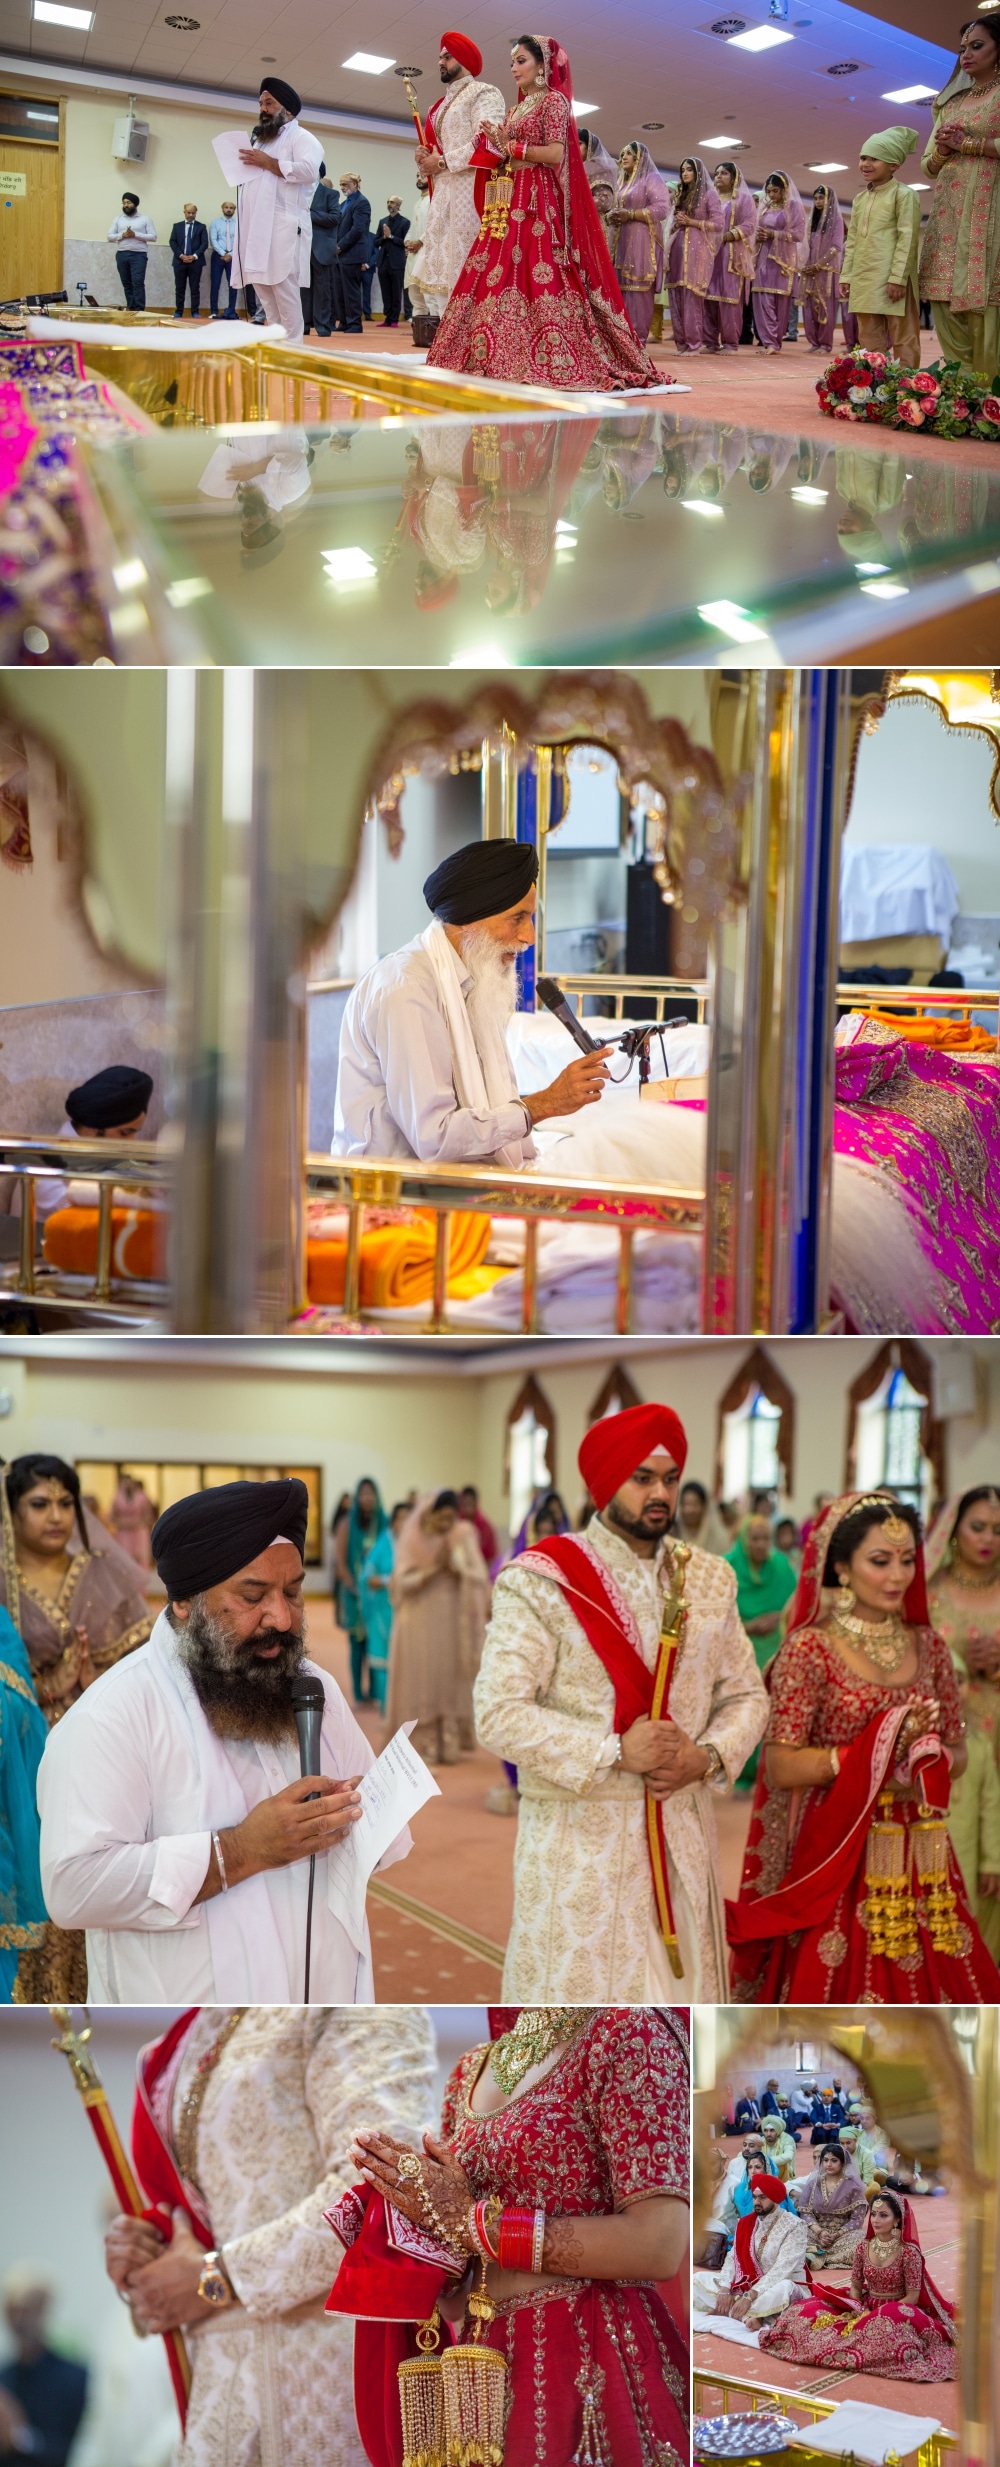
[{"x1": 497, "y1": 2206, "x2": 536, "y2": 2272}]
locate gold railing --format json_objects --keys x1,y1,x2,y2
[
  {"x1": 694, "y1": 2368, "x2": 956, "y2": 2466},
  {"x1": 63, "y1": 324, "x2": 580, "y2": 427},
  {"x1": 0, "y1": 1137, "x2": 168, "y2": 1324},
  {"x1": 551, "y1": 972, "x2": 711, "y2": 1024},
  {"x1": 305, "y1": 1152, "x2": 704, "y2": 1336},
  {"x1": 836, "y1": 981, "x2": 1000, "y2": 1049}
]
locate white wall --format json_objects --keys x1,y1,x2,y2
[{"x1": 847, "y1": 700, "x2": 1000, "y2": 916}]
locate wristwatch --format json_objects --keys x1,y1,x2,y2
[{"x1": 197, "y1": 2251, "x2": 235, "y2": 2309}]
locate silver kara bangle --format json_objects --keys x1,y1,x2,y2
[
  {"x1": 531, "y1": 2207, "x2": 546, "y2": 2274},
  {"x1": 213, "y1": 1829, "x2": 229, "y2": 1892}
]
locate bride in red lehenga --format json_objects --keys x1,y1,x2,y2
[
  {"x1": 726, "y1": 1490, "x2": 1000, "y2": 2004},
  {"x1": 427, "y1": 35, "x2": 668, "y2": 391},
  {"x1": 759, "y1": 2192, "x2": 957, "y2": 2382}
]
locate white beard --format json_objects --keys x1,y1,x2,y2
[{"x1": 460, "y1": 926, "x2": 519, "y2": 1060}]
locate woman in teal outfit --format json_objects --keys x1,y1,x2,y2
[
  {"x1": 359, "y1": 1501, "x2": 408, "y2": 1713},
  {"x1": 336, "y1": 1478, "x2": 390, "y2": 1704},
  {"x1": 0, "y1": 1606, "x2": 49, "y2": 2002}
]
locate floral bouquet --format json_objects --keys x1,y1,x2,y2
[{"x1": 816, "y1": 346, "x2": 1000, "y2": 441}]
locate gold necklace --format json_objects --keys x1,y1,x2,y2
[
  {"x1": 490, "y1": 2007, "x2": 593, "y2": 2094},
  {"x1": 832, "y1": 1606, "x2": 909, "y2": 1673},
  {"x1": 948, "y1": 1558, "x2": 1000, "y2": 1592},
  {"x1": 174, "y1": 2008, "x2": 248, "y2": 2195},
  {"x1": 868, "y1": 2233, "x2": 901, "y2": 2264}
]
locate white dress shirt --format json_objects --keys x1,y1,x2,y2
[
  {"x1": 107, "y1": 213, "x2": 156, "y2": 253},
  {"x1": 37, "y1": 1613, "x2": 411, "y2": 2003},
  {"x1": 332, "y1": 932, "x2": 537, "y2": 1167}
]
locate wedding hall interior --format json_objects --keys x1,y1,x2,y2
[
  {"x1": 1, "y1": 662, "x2": 998, "y2": 1339},
  {"x1": 2, "y1": 0, "x2": 999, "y2": 662},
  {"x1": 692, "y1": 2002, "x2": 997, "y2": 2461},
  {"x1": 0, "y1": 1325, "x2": 995, "y2": 2003}
]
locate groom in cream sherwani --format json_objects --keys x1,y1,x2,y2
[
  {"x1": 474, "y1": 1402, "x2": 768, "y2": 2002},
  {"x1": 414, "y1": 34, "x2": 506, "y2": 322},
  {"x1": 331, "y1": 838, "x2": 609, "y2": 1166}
]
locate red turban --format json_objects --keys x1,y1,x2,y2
[
  {"x1": 578, "y1": 1403, "x2": 688, "y2": 1511},
  {"x1": 750, "y1": 2174, "x2": 786, "y2": 2205},
  {"x1": 441, "y1": 29, "x2": 483, "y2": 74}
]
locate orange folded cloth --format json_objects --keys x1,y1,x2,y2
[
  {"x1": 43, "y1": 1205, "x2": 169, "y2": 1283},
  {"x1": 307, "y1": 1207, "x2": 495, "y2": 1309},
  {"x1": 853, "y1": 1007, "x2": 997, "y2": 1053}
]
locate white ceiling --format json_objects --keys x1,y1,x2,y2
[{"x1": 0, "y1": 0, "x2": 956, "y2": 195}]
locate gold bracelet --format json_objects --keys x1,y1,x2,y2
[{"x1": 828, "y1": 1745, "x2": 840, "y2": 1780}]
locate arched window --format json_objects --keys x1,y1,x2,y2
[
  {"x1": 504, "y1": 1376, "x2": 556, "y2": 1538},
  {"x1": 715, "y1": 1345, "x2": 795, "y2": 1504},
  {"x1": 848, "y1": 1343, "x2": 942, "y2": 1515},
  {"x1": 587, "y1": 1364, "x2": 643, "y2": 1424}
]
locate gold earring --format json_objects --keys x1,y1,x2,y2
[{"x1": 838, "y1": 1573, "x2": 855, "y2": 1614}]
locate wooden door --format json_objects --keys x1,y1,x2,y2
[{"x1": 0, "y1": 106, "x2": 64, "y2": 298}]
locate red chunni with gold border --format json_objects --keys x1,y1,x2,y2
[{"x1": 427, "y1": 91, "x2": 663, "y2": 391}]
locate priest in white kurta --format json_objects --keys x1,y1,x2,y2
[
  {"x1": 474, "y1": 1402, "x2": 768, "y2": 2002},
  {"x1": 415, "y1": 36, "x2": 506, "y2": 319},
  {"x1": 332, "y1": 836, "x2": 610, "y2": 1166},
  {"x1": 229, "y1": 78, "x2": 323, "y2": 342},
  {"x1": 694, "y1": 2180, "x2": 809, "y2": 2324},
  {"x1": 105, "y1": 2007, "x2": 438, "y2": 2467},
  {"x1": 37, "y1": 1479, "x2": 412, "y2": 2003}
]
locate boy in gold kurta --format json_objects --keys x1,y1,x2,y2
[{"x1": 841, "y1": 124, "x2": 922, "y2": 364}]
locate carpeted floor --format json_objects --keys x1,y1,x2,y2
[
  {"x1": 305, "y1": 1596, "x2": 513, "y2": 2000},
  {"x1": 694, "y1": 2139, "x2": 961, "y2": 2433}
]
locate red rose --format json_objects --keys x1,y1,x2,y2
[{"x1": 981, "y1": 394, "x2": 1000, "y2": 422}]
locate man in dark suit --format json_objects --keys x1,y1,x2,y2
[
  {"x1": 334, "y1": 173, "x2": 370, "y2": 333},
  {"x1": 733, "y1": 2085, "x2": 762, "y2": 2134},
  {"x1": 0, "y1": 2269, "x2": 88, "y2": 2467},
  {"x1": 303, "y1": 164, "x2": 341, "y2": 336},
  {"x1": 374, "y1": 195, "x2": 410, "y2": 328},
  {"x1": 170, "y1": 202, "x2": 208, "y2": 317}
]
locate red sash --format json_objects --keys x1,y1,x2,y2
[
  {"x1": 132, "y1": 2009, "x2": 213, "y2": 2249},
  {"x1": 731, "y1": 2210, "x2": 762, "y2": 2292},
  {"x1": 522, "y1": 1534, "x2": 683, "y2": 1971}
]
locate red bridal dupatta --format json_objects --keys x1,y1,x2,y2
[{"x1": 725, "y1": 1494, "x2": 1000, "y2": 2004}]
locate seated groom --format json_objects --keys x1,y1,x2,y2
[
  {"x1": 332, "y1": 838, "x2": 612, "y2": 1166},
  {"x1": 694, "y1": 2176, "x2": 808, "y2": 2324},
  {"x1": 37, "y1": 1478, "x2": 413, "y2": 2002}
]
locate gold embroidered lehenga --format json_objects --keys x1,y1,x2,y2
[
  {"x1": 1, "y1": 1508, "x2": 151, "y2": 2002},
  {"x1": 759, "y1": 2200, "x2": 957, "y2": 2382}
]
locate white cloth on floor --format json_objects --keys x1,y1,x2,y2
[
  {"x1": 794, "y1": 2400, "x2": 943, "y2": 2464},
  {"x1": 690, "y1": 2310, "x2": 760, "y2": 2348},
  {"x1": 37, "y1": 1611, "x2": 411, "y2": 2002}
]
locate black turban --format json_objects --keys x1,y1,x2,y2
[
  {"x1": 152, "y1": 1477, "x2": 309, "y2": 1598},
  {"x1": 65, "y1": 1065, "x2": 154, "y2": 1130},
  {"x1": 260, "y1": 75, "x2": 301, "y2": 115},
  {"x1": 423, "y1": 838, "x2": 539, "y2": 926}
]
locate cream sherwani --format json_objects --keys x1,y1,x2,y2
[
  {"x1": 473, "y1": 1521, "x2": 768, "y2": 2002},
  {"x1": 693, "y1": 2207, "x2": 809, "y2": 2323},
  {"x1": 166, "y1": 2007, "x2": 437, "y2": 2467},
  {"x1": 418, "y1": 72, "x2": 506, "y2": 317}
]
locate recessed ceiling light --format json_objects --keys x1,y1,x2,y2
[
  {"x1": 34, "y1": 0, "x2": 93, "y2": 23},
  {"x1": 641, "y1": 121, "x2": 665, "y2": 129},
  {"x1": 450, "y1": 646, "x2": 510, "y2": 667},
  {"x1": 809, "y1": 161, "x2": 847, "y2": 172},
  {"x1": 907, "y1": 181, "x2": 930, "y2": 191},
  {"x1": 700, "y1": 135, "x2": 743, "y2": 146},
  {"x1": 342, "y1": 51, "x2": 395, "y2": 74},
  {"x1": 322, "y1": 546, "x2": 376, "y2": 582},
  {"x1": 698, "y1": 598, "x2": 767, "y2": 641},
  {"x1": 882, "y1": 84, "x2": 935, "y2": 102},
  {"x1": 860, "y1": 580, "x2": 909, "y2": 600},
  {"x1": 572, "y1": 101, "x2": 599, "y2": 116},
  {"x1": 681, "y1": 500, "x2": 725, "y2": 517},
  {"x1": 728, "y1": 24, "x2": 794, "y2": 49},
  {"x1": 791, "y1": 485, "x2": 827, "y2": 503},
  {"x1": 855, "y1": 561, "x2": 889, "y2": 574}
]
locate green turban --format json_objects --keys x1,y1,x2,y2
[{"x1": 860, "y1": 125, "x2": 919, "y2": 166}]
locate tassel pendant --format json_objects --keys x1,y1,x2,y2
[
  {"x1": 571, "y1": 2364, "x2": 609, "y2": 2465},
  {"x1": 398, "y1": 2315, "x2": 445, "y2": 2467},
  {"x1": 480, "y1": 165, "x2": 515, "y2": 241},
  {"x1": 440, "y1": 2344, "x2": 507, "y2": 2464},
  {"x1": 911, "y1": 1802, "x2": 965, "y2": 1955},
  {"x1": 864, "y1": 1792, "x2": 918, "y2": 1961}
]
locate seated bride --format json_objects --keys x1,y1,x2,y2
[{"x1": 759, "y1": 2191, "x2": 958, "y2": 2383}]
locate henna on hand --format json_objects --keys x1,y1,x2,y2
[{"x1": 542, "y1": 2216, "x2": 585, "y2": 2273}]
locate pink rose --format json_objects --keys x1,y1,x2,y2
[
  {"x1": 896, "y1": 400, "x2": 925, "y2": 426},
  {"x1": 865, "y1": 352, "x2": 888, "y2": 372},
  {"x1": 982, "y1": 394, "x2": 1000, "y2": 422},
  {"x1": 910, "y1": 371, "x2": 938, "y2": 395},
  {"x1": 952, "y1": 397, "x2": 970, "y2": 417},
  {"x1": 832, "y1": 402, "x2": 858, "y2": 419}
]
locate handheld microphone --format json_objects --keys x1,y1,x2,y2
[
  {"x1": 535, "y1": 976, "x2": 603, "y2": 1054},
  {"x1": 291, "y1": 1670, "x2": 325, "y2": 1793},
  {"x1": 290, "y1": 1671, "x2": 325, "y2": 2004}
]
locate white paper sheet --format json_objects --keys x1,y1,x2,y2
[
  {"x1": 326, "y1": 1722, "x2": 441, "y2": 1947},
  {"x1": 212, "y1": 129, "x2": 259, "y2": 188}
]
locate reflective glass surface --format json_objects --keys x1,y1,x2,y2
[{"x1": 89, "y1": 402, "x2": 1000, "y2": 665}]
